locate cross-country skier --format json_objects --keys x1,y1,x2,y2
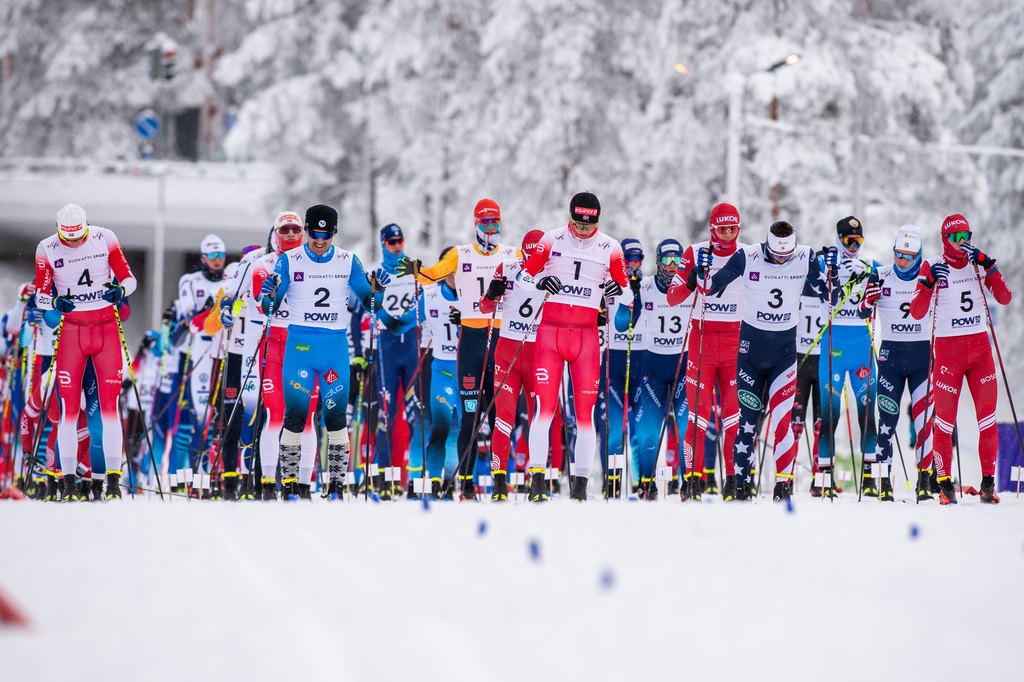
[
  {"x1": 33, "y1": 204, "x2": 137, "y2": 501},
  {"x1": 617, "y1": 239, "x2": 692, "y2": 500},
  {"x1": 477, "y1": 230, "x2": 546, "y2": 501},
  {"x1": 370, "y1": 223, "x2": 420, "y2": 498},
  {"x1": 395, "y1": 199, "x2": 519, "y2": 500},
  {"x1": 858, "y1": 225, "x2": 933, "y2": 501},
  {"x1": 702, "y1": 220, "x2": 839, "y2": 501},
  {"x1": 260, "y1": 204, "x2": 387, "y2": 500},
  {"x1": 817, "y1": 217, "x2": 881, "y2": 495},
  {"x1": 909, "y1": 214, "x2": 1012, "y2": 505},
  {"x1": 792, "y1": 283, "x2": 824, "y2": 490},
  {"x1": 667, "y1": 203, "x2": 745, "y2": 501},
  {"x1": 600, "y1": 237, "x2": 645, "y2": 497},
  {"x1": 251, "y1": 211, "x2": 323, "y2": 500},
  {"x1": 522, "y1": 191, "x2": 630, "y2": 502}
]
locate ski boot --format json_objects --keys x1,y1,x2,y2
[
  {"x1": 407, "y1": 480, "x2": 420, "y2": 500},
  {"x1": 239, "y1": 476, "x2": 255, "y2": 501},
  {"x1": 703, "y1": 472, "x2": 719, "y2": 496},
  {"x1": 878, "y1": 476, "x2": 895, "y2": 502},
  {"x1": 735, "y1": 480, "x2": 753, "y2": 501},
  {"x1": 666, "y1": 477, "x2": 680, "y2": 496},
  {"x1": 324, "y1": 480, "x2": 346, "y2": 500},
  {"x1": 491, "y1": 473, "x2": 508, "y2": 502},
  {"x1": 297, "y1": 483, "x2": 312, "y2": 500},
  {"x1": 528, "y1": 470, "x2": 548, "y2": 503},
  {"x1": 260, "y1": 481, "x2": 278, "y2": 501},
  {"x1": 810, "y1": 466, "x2": 837, "y2": 498},
  {"x1": 685, "y1": 475, "x2": 702, "y2": 502},
  {"x1": 281, "y1": 481, "x2": 301, "y2": 501},
  {"x1": 721, "y1": 475, "x2": 737, "y2": 502},
  {"x1": 638, "y1": 477, "x2": 658, "y2": 501},
  {"x1": 60, "y1": 475, "x2": 79, "y2": 502},
  {"x1": 222, "y1": 475, "x2": 239, "y2": 502},
  {"x1": 77, "y1": 478, "x2": 92, "y2": 502},
  {"x1": 458, "y1": 477, "x2": 476, "y2": 502},
  {"x1": 772, "y1": 479, "x2": 792, "y2": 503},
  {"x1": 979, "y1": 475, "x2": 1000, "y2": 504},
  {"x1": 861, "y1": 464, "x2": 878, "y2": 498},
  {"x1": 569, "y1": 475, "x2": 587, "y2": 501},
  {"x1": 104, "y1": 473, "x2": 122, "y2": 500},
  {"x1": 915, "y1": 470, "x2": 933, "y2": 501},
  {"x1": 550, "y1": 478, "x2": 562, "y2": 497},
  {"x1": 44, "y1": 476, "x2": 59, "y2": 501},
  {"x1": 937, "y1": 478, "x2": 957, "y2": 506},
  {"x1": 603, "y1": 473, "x2": 624, "y2": 499}
]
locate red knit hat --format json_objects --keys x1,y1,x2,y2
[
  {"x1": 474, "y1": 198, "x2": 501, "y2": 220},
  {"x1": 710, "y1": 203, "x2": 740, "y2": 229},
  {"x1": 942, "y1": 213, "x2": 970, "y2": 236}
]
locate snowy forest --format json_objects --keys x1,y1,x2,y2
[{"x1": 1, "y1": 1, "x2": 1023, "y2": 361}]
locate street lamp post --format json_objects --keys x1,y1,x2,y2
[{"x1": 725, "y1": 53, "x2": 801, "y2": 207}]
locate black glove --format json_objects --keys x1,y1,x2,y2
[
  {"x1": 448, "y1": 308, "x2": 461, "y2": 325},
  {"x1": 629, "y1": 276, "x2": 641, "y2": 295},
  {"x1": 923, "y1": 262, "x2": 949, "y2": 288},
  {"x1": 395, "y1": 257, "x2": 422, "y2": 278},
  {"x1": 962, "y1": 244, "x2": 996, "y2": 269},
  {"x1": 603, "y1": 280, "x2": 624, "y2": 299},
  {"x1": 485, "y1": 277, "x2": 507, "y2": 301},
  {"x1": 537, "y1": 275, "x2": 562, "y2": 296},
  {"x1": 597, "y1": 307, "x2": 608, "y2": 327},
  {"x1": 686, "y1": 267, "x2": 699, "y2": 292}
]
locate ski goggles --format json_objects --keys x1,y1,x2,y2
[
  {"x1": 947, "y1": 230, "x2": 971, "y2": 244},
  {"x1": 385, "y1": 238, "x2": 404, "y2": 246},
  {"x1": 840, "y1": 235, "x2": 863, "y2": 248},
  {"x1": 659, "y1": 255, "x2": 682, "y2": 266},
  {"x1": 625, "y1": 252, "x2": 644, "y2": 265},
  {"x1": 893, "y1": 250, "x2": 917, "y2": 261},
  {"x1": 277, "y1": 224, "x2": 302, "y2": 235},
  {"x1": 204, "y1": 251, "x2": 226, "y2": 260},
  {"x1": 476, "y1": 218, "x2": 501, "y2": 230},
  {"x1": 712, "y1": 224, "x2": 739, "y2": 235},
  {"x1": 307, "y1": 228, "x2": 334, "y2": 240}
]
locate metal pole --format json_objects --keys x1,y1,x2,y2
[
  {"x1": 725, "y1": 75, "x2": 743, "y2": 204},
  {"x1": 151, "y1": 170, "x2": 167, "y2": 328}
]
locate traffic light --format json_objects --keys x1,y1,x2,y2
[{"x1": 161, "y1": 48, "x2": 176, "y2": 81}]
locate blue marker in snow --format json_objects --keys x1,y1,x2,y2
[
  {"x1": 528, "y1": 539, "x2": 541, "y2": 562},
  {"x1": 909, "y1": 524, "x2": 920, "y2": 540},
  {"x1": 477, "y1": 520, "x2": 487, "y2": 537},
  {"x1": 599, "y1": 568, "x2": 615, "y2": 591}
]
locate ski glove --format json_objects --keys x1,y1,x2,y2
[
  {"x1": 395, "y1": 257, "x2": 421, "y2": 278},
  {"x1": 862, "y1": 281, "x2": 882, "y2": 309},
  {"x1": 448, "y1": 307, "x2": 462, "y2": 326},
  {"x1": 162, "y1": 303, "x2": 177, "y2": 324},
  {"x1": 371, "y1": 268, "x2": 391, "y2": 293},
  {"x1": 53, "y1": 295, "x2": 76, "y2": 314},
  {"x1": 821, "y1": 246, "x2": 839, "y2": 269},
  {"x1": 603, "y1": 280, "x2": 624, "y2": 299},
  {"x1": 485, "y1": 277, "x2": 507, "y2": 301},
  {"x1": 696, "y1": 246, "x2": 713, "y2": 270},
  {"x1": 102, "y1": 283, "x2": 126, "y2": 304},
  {"x1": 629, "y1": 275, "x2": 642, "y2": 295},
  {"x1": 924, "y1": 262, "x2": 949, "y2": 288},
  {"x1": 260, "y1": 274, "x2": 279, "y2": 300},
  {"x1": 537, "y1": 275, "x2": 562, "y2": 296},
  {"x1": 26, "y1": 307, "x2": 44, "y2": 325},
  {"x1": 597, "y1": 307, "x2": 608, "y2": 328},
  {"x1": 961, "y1": 244, "x2": 996, "y2": 269}
]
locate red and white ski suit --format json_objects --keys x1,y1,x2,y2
[
  {"x1": 910, "y1": 259, "x2": 1011, "y2": 479},
  {"x1": 521, "y1": 225, "x2": 628, "y2": 478},
  {"x1": 34, "y1": 227, "x2": 136, "y2": 478}
]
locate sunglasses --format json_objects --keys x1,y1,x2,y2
[
  {"x1": 625, "y1": 254, "x2": 644, "y2": 263},
  {"x1": 307, "y1": 229, "x2": 334, "y2": 240},
  {"x1": 660, "y1": 255, "x2": 682, "y2": 266},
  {"x1": 894, "y1": 250, "x2": 916, "y2": 261},
  {"x1": 277, "y1": 225, "x2": 302, "y2": 235},
  {"x1": 840, "y1": 235, "x2": 864, "y2": 247},
  {"x1": 204, "y1": 251, "x2": 226, "y2": 260},
  {"x1": 386, "y1": 238, "x2": 404, "y2": 246},
  {"x1": 713, "y1": 225, "x2": 738, "y2": 234},
  {"x1": 477, "y1": 218, "x2": 501, "y2": 228},
  {"x1": 948, "y1": 231, "x2": 971, "y2": 244}
]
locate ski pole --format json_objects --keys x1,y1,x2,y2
[
  {"x1": 617, "y1": 287, "x2": 636, "y2": 499},
  {"x1": 688, "y1": 265, "x2": 709, "y2": 496},
  {"x1": 24, "y1": 316, "x2": 64, "y2": 484},
  {"x1": 973, "y1": 263, "x2": 1024, "y2": 497},
  {"x1": 843, "y1": 387, "x2": 860, "y2": 499},
  {"x1": 439, "y1": 293, "x2": 551, "y2": 500},
  {"x1": 111, "y1": 300, "x2": 165, "y2": 501},
  {"x1": 825, "y1": 253, "x2": 837, "y2": 500}
]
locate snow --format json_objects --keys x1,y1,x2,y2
[{"x1": 2, "y1": 494, "x2": 1022, "y2": 681}]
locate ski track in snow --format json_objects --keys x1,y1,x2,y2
[{"x1": 1, "y1": 494, "x2": 1022, "y2": 682}]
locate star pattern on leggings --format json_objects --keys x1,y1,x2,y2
[
  {"x1": 736, "y1": 442, "x2": 749, "y2": 454},
  {"x1": 879, "y1": 423, "x2": 891, "y2": 435},
  {"x1": 741, "y1": 421, "x2": 756, "y2": 434}
]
